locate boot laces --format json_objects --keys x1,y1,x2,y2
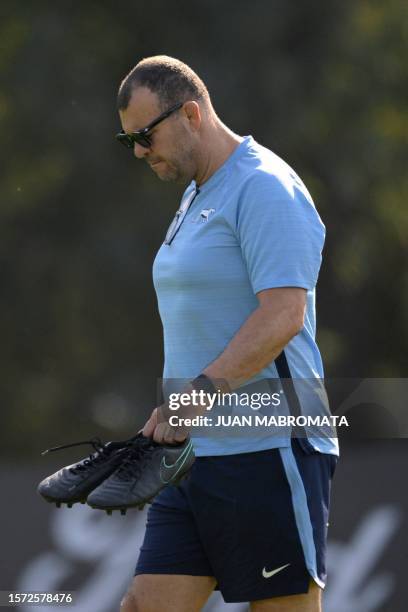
[
  {"x1": 114, "y1": 439, "x2": 157, "y2": 481},
  {"x1": 41, "y1": 438, "x2": 111, "y2": 474}
]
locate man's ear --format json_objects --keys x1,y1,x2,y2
[{"x1": 182, "y1": 101, "x2": 201, "y2": 132}]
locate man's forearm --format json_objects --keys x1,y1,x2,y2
[
  {"x1": 145, "y1": 288, "x2": 306, "y2": 442},
  {"x1": 203, "y1": 288, "x2": 306, "y2": 390}
]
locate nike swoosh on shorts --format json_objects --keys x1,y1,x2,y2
[{"x1": 262, "y1": 563, "x2": 291, "y2": 579}]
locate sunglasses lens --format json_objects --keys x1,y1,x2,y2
[
  {"x1": 116, "y1": 132, "x2": 151, "y2": 149},
  {"x1": 137, "y1": 134, "x2": 151, "y2": 148},
  {"x1": 116, "y1": 133, "x2": 134, "y2": 148}
]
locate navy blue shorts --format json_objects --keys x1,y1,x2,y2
[{"x1": 135, "y1": 439, "x2": 337, "y2": 603}]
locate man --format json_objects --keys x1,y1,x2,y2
[{"x1": 116, "y1": 55, "x2": 338, "y2": 612}]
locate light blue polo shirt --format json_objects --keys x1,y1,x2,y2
[{"x1": 153, "y1": 136, "x2": 339, "y2": 457}]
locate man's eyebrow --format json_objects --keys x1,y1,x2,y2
[
  {"x1": 127, "y1": 118, "x2": 155, "y2": 134},
  {"x1": 124, "y1": 123, "x2": 145, "y2": 134}
]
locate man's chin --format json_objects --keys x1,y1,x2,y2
[
  {"x1": 151, "y1": 162, "x2": 184, "y2": 183},
  {"x1": 156, "y1": 171, "x2": 177, "y2": 183}
]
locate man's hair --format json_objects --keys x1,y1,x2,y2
[{"x1": 117, "y1": 55, "x2": 210, "y2": 111}]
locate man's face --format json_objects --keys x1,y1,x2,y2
[{"x1": 119, "y1": 87, "x2": 198, "y2": 184}]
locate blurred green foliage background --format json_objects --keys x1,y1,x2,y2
[{"x1": 0, "y1": 0, "x2": 406, "y2": 455}]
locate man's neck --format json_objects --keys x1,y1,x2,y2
[{"x1": 194, "y1": 124, "x2": 243, "y2": 187}]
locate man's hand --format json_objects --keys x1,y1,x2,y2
[
  {"x1": 142, "y1": 383, "x2": 213, "y2": 444},
  {"x1": 142, "y1": 406, "x2": 189, "y2": 444}
]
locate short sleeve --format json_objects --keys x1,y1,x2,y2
[{"x1": 235, "y1": 174, "x2": 325, "y2": 293}]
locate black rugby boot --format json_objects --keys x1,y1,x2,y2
[
  {"x1": 87, "y1": 436, "x2": 195, "y2": 515},
  {"x1": 37, "y1": 436, "x2": 138, "y2": 507}
]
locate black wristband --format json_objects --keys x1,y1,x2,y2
[
  {"x1": 191, "y1": 374, "x2": 218, "y2": 395},
  {"x1": 191, "y1": 374, "x2": 232, "y2": 395}
]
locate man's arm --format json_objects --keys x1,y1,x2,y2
[
  {"x1": 144, "y1": 286, "x2": 306, "y2": 443},
  {"x1": 203, "y1": 286, "x2": 306, "y2": 389}
]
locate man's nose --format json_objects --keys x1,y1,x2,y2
[{"x1": 133, "y1": 142, "x2": 150, "y2": 159}]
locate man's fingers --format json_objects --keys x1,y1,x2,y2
[
  {"x1": 163, "y1": 426, "x2": 187, "y2": 444},
  {"x1": 163, "y1": 428, "x2": 175, "y2": 445},
  {"x1": 144, "y1": 406, "x2": 189, "y2": 443},
  {"x1": 173, "y1": 428, "x2": 188, "y2": 442},
  {"x1": 142, "y1": 408, "x2": 158, "y2": 438},
  {"x1": 142, "y1": 418, "x2": 154, "y2": 438},
  {"x1": 153, "y1": 422, "x2": 188, "y2": 444},
  {"x1": 153, "y1": 422, "x2": 167, "y2": 444}
]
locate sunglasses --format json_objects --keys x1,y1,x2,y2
[{"x1": 116, "y1": 102, "x2": 183, "y2": 149}]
